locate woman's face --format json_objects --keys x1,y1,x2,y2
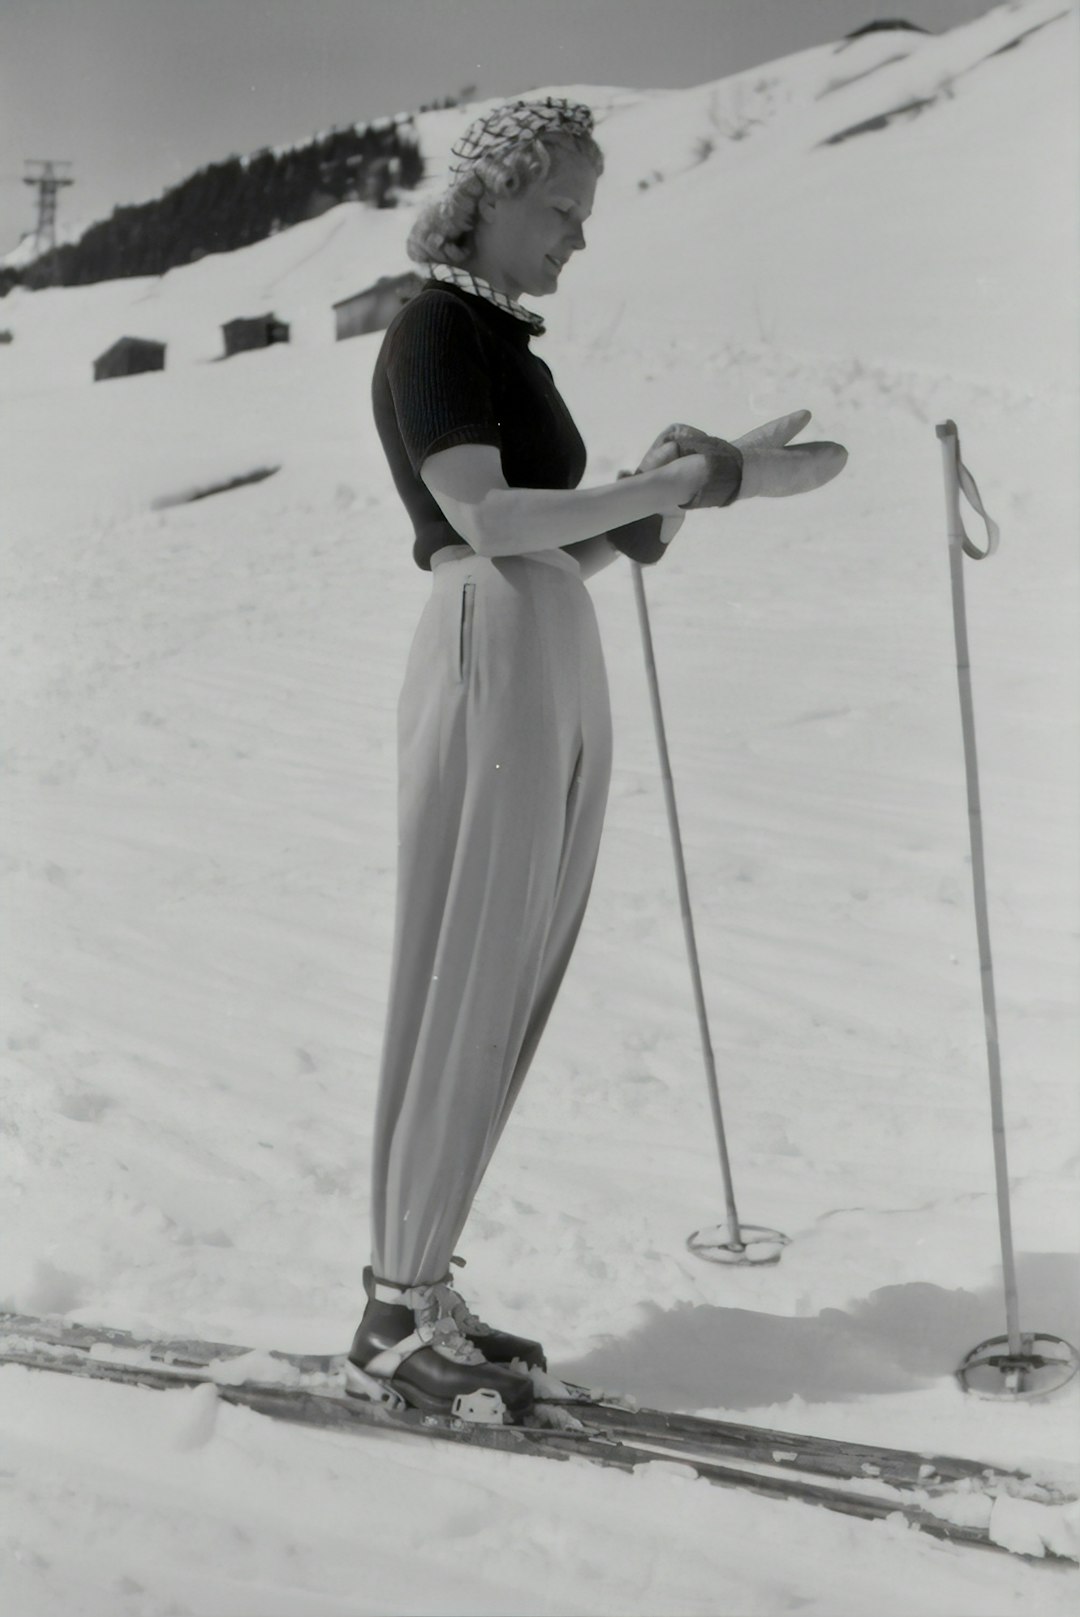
[{"x1": 471, "y1": 146, "x2": 598, "y2": 301}]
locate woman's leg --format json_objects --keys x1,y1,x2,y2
[
  {"x1": 483, "y1": 582, "x2": 613, "y2": 1162},
  {"x1": 370, "y1": 555, "x2": 611, "y2": 1286}
]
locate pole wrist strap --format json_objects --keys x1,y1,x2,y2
[{"x1": 936, "y1": 419, "x2": 1001, "y2": 559}]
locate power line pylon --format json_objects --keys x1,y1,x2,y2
[{"x1": 23, "y1": 159, "x2": 75, "y2": 283}]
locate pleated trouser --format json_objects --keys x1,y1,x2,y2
[{"x1": 370, "y1": 542, "x2": 613, "y2": 1285}]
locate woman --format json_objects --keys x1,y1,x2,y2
[{"x1": 348, "y1": 97, "x2": 844, "y2": 1425}]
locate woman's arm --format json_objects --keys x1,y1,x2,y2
[
  {"x1": 420, "y1": 444, "x2": 705, "y2": 560},
  {"x1": 563, "y1": 511, "x2": 687, "y2": 580}
]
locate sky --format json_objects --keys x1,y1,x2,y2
[{"x1": 2, "y1": 0, "x2": 1003, "y2": 257}]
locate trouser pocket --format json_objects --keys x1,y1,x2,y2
[{"x1": 457, "y1": 581, "x2": 476, "y2": 683}]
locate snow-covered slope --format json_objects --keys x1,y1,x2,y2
[{"x1": 1, "y1": 2, "x2": 1078, "y2": 1612}]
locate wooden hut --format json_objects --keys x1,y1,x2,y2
[
  {"x1": 333, "y1": 272, "x2": 424, "y2": 341},
  {"x1": 93, "y1": 336, "x2": 166, "y2": 382},
  {"x1": 222, "y1": 313, "x2": 291, "y2": 358}
]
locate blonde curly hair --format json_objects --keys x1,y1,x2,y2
[{"x1": 407, "y1": 128, "x2": 604, "y2": 270}]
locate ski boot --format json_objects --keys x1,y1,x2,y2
[
  {"x1": 346, "y1": 1272, "x2": 535, "y2": 1425},
  {"x1": 359, "y1": 1264, "x2": 546, "y2": 1370}
]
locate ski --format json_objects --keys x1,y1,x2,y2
[
  {"x1": 545, "y1": 1397, "x2": 1068, "y2": 1499},
  {"x1": 1, "y1": 1312, "x2": 1074, "y2": 1561},
  {"x1": 0, "y1": 1328, "x2": 1026, "y2": 1556},
  {"x1": 0, "y1": 1311, "x2": 1060, "y2": 1497}
]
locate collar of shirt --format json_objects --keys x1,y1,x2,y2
[{"x1": 428, "y1": 262, "x2": 545, "y2": 336}]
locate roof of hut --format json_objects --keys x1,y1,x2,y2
[
  {"x1": 332, "y1": 272, "x2": 423, "y2": 310},
  {"x1": 222, "y1": 313, "x2": 280, "y2": 330},
  {"x1": 96, "y1": 335, "x2": 166, "y2": 357}
]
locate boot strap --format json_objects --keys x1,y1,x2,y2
[
  {"x1": 370, "y1": 1273, "x2": 454, "y2": 1307},
  {"x1": 370, "y1": 1273, "x2": 489, "y2": 1342},
  {"x1": 364, "y1": 1318, "x2": 487, "y2": 1379},
  {"x1": 370, "y1": 1277, "x2": 414, "y2": 1306}
]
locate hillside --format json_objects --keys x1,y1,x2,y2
[
  {"x1": 1, "y1": 2, "x2": 1078, "y2": 1613},
  {"x1": 5, "y1": 118, "x2": 423, "y2": 292}
]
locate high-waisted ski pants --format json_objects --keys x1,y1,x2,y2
[{"x1": 370, "y1": 543, "x2": 613, "y2": 1285}]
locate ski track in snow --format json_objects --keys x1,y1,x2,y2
[{"x1": 1, "y1": 2, "x2": 1078, "y2": 1612}]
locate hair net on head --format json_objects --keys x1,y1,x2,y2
[{"x1": 449, "y1": 97, "x2": 596, "y2": 179}]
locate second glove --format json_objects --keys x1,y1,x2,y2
[{"x1": 662, "y1": 412, "x2": 847, "y2": 504}]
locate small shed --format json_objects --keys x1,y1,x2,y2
[
  {"x1": 333, "y1": 272, "x2": 424, "y2": 341},
  {"x1": 222, "y1": 313, "x2": 291, "y2": 358},
  {"x1": 93, "y1": 337, "x2": 166, "y2": 382}
]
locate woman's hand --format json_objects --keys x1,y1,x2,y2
[
  {"x1": 619, "y1": 440, "x2": 709, "y2": 510},
  {"x1": 643, "y1": 423, "x2": 742, "y2": 508},
  {"x1": 651, "y1": 452, "x2": 709, "y2": 513},
  {"x1": 618, "y1": 440, "x2": 693, "y2": 546},
  {"x1": 635, "y1": 429, "x2": 684, "y2": 475}
]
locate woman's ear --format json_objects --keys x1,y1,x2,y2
[{"x1": 477, "y1": 194, "x2": 498, "y2": 224}]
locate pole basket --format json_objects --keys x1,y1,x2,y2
[
  {"x1": 687, "y1": 1224, "x2": 791, "y2": 1266},
  {"x1": 957, "y1": 1332, "x2": 1080, "y2": 1400}
]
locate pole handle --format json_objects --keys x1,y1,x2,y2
[{"x1": 936, "y1": 421, "x2": 1001, "y2": 560}]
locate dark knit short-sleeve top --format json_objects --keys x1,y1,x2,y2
[{"x1": 370, "y1": 279, "x2": 667, "y2": 570}]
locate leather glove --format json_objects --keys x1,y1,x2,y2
[{"x1": 661, "y1": 411, "x2": 847, "y2": 504}]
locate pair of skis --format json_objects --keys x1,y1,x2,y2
[{"x1": 1, "y1": 1311, "x2": 1074, "y2": 1561}]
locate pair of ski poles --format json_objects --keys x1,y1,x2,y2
[{"x1": 631, "y1": 419, "x2": 1078, "y2": 1397}]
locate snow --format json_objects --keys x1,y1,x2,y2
[{"x1": 1, "y1": 0, "x2": 1078, "y2": 1610}]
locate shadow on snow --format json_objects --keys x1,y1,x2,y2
[{"x1": 554, "y1": 1252, "x2": 1079, "y2": 1411}]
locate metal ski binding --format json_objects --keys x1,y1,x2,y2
[
  {"x1": 450, "y1": 1388, "x2": 509, "y2": 1425},
  {"x1": 343, "y1": 1361, "x2": 408, "y2": 1411}
]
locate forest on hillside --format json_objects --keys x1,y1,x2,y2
[{"x1": 6, "y1": 118, "x2": 424, "y2": 294}]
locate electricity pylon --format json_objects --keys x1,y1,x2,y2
[{"x1": 23, "y1": 159, "x2": 74, "y2": 282}]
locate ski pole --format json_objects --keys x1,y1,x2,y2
[
  {"x1": 937, "y1": 419, "x2": 1078, "y2": 1397},
  {"x1": 630, "y1": 561, "x2": 787, "y2": 1265},
  {"x1": 937, "y1": 422, "x2": 1016, "y2": 1347}
]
